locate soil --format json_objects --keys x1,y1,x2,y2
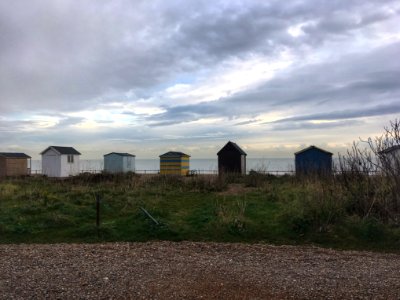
[{"x1": 0, "y1": 241, "x2": 399, "y2": 299}]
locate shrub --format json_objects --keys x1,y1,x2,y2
[
  {"x1": 338, "y1": 119, "x2": 400, "y2": 224},
  {"x1": 280, "y1": 179, "x2": 346, "y2": 235}
]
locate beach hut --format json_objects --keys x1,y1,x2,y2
[
  {"x1": 295, "y1": 145, "x2": 332, "y2": 175},
  {"x1": 41, "y1": 146, "x2": 81, "y2": 177},
  {"x1": 159, "y1": 151, "x2": 190, "y2": 175},
  {"x1": 217, "y1": 141, "x2": 247, "y2": 174},
  {"x1": 378, "y1": 145, "x2": 400, "y2": 171},
  {"x1": 0, "y1": 153, "x2": 31, "y2": 177},
  {"x1": 104, "y1": 152, "x2": 135, "y2": 173}
]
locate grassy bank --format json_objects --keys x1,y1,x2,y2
[{"x1": 0, "y1": 173, "x2": 399, "y2": 251}]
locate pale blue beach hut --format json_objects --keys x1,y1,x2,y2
[{"x1": 104, "y1": 152, "x2": 135, "y2": 173}]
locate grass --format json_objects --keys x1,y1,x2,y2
[{"x1": 0, "y1": 173, "x2": 399, "y2": 251}]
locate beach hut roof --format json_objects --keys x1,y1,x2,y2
[
  {"x1": 0, "y1": 152, "x2": 31, "y2": 158},
  {"x1": 295, "y1": 145, "x2": 332, "y2": 156},
  {"x1": 104, "y1": 152, "x2": 136, "y2": 157},
  {"x1": 217, "y1": 141, "x2": 247, "y2": 156},
  {"x1": 40, "y1": 146, "x2": 81, "y2": 155},
  {"x1": 159, "y1": 151, "x2": 190, "y2": 157}
]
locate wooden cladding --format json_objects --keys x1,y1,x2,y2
[
  {"x1": 160, "y1": 156, "x2": 190, "y2": 175},
  {"x1": 0, "y1": 157, "x2": 30, "y2": 177}
]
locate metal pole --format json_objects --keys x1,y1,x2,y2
[{"x1": 140, "y1": 207, "x2": 159, "y2": 225}]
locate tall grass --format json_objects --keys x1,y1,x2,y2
[{"x1": 1, "y1": 118, "x2": 400, "y2": 251}]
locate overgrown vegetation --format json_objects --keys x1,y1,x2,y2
[
  {"x1": 0, "y1": 171, "x2": 398, "y2": 251},
  {"x1": 337, "y1": 119, "x2": 400, "y2": 224},
  {"x1": 0, "y1": 121, "x2": 399, "y2": 251}
]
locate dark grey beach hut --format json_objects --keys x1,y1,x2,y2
[
  {"x1": 217, "y1": 141, "x2": 247, "y2": 174},
  {"x1": 295, "y1": 145, "x2": 332, "y2": 175}
]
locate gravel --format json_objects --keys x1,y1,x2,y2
[{"x1": 0, "y1": 242, "x2": 399, "y2": 299}]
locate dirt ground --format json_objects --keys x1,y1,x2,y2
[{"x1": 0, "y1": 242, "x2": 399, "y2": 299}]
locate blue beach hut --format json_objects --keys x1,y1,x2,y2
[{"x1": 295, "y1": 146, "x2": 333, "y2": 175}]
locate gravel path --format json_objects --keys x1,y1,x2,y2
[{"x1": 0, "y1": 242, "x2": 399, "y2": 299}]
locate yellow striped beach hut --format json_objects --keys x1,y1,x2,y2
[{"x1": 159, "y1": 151, "x2": 190, "y2": 175}]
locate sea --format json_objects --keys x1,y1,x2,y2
[{"x1": 30, "y1": 158, "x2": 295, "y2": 174}]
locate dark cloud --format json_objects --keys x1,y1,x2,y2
[
  {"x1": 0, "y1": 0, "x2": 399, "y2": 157},
  {"x1": 270, "y1": 102, "x2": 400, "y2": 124},
  {"x1": 234, "y1": 119, "x2": 261, "y2": 126},
  {"x1": 303, "y1": 6, "x2": 397, "y2": 38},
  {"x1": 0, "y1": 119, "x2": 40, "y2": 132},
  {"x1": 148, "y1": 103, "x2": 222, "y2": 126},
  {"x1": 148, "y1": 42, "x2": 400, "y2": 126},
  {"x1": 270, "y1": 120, "x2": 363, "y2": 131},
  {"x1": 0, "y1": 0, "x2": 398, "y2": 113},
  {"x1": 230, "y1": 42, "x2": 400, "y2": 109}
]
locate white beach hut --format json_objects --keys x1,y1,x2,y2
[
  {"x1": 41, "y1": 146, "x2": 81, "y2": 177},
  {"x1": 104, "y1": 152, "x2": 135, "y2": 173},
  {"x1": 378, "y1": 145, "x2": 400, "y2": 171}
]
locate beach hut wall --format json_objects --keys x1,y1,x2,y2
[
  {"x1": 159, "y1": 151, "x2": 190, "y2": 175},
  {"x1": 378, "y1": 145, "x2": 400, "y2": 171},
  {"x1": 217, "y1": 141, "x2": 247, "y2": 175},
  {"x1": 104, "y1": 152, "x2": 135, "y2": 173},
  {"x1": 41, "y1": 146, "x2": 81, "y2": 178},
  {"x1": 295, "y1": 145, "x2": 333, "y2": 175},
  {"x1": 0, "y1": 153, "x2": 31, "y2": 177}
]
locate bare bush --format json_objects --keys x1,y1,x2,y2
[{"x1": 337, "y1": 119, "x2": 400, "y2": 224}]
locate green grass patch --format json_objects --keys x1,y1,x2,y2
[{"x1": 0, "y1": 174, "x2": 399, "y2": 251}]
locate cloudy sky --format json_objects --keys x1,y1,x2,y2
[{"x1": 1, "y1": 0, "x2": 399, "y2": 159}]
